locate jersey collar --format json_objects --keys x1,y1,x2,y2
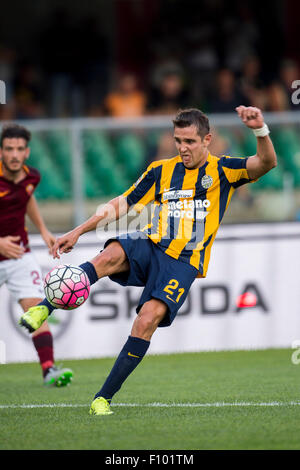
[{"x1": 0, "y1": 161, "x2": 30, "y2": 182}]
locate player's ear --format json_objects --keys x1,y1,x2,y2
[
  {"x1": 203, "y1": 133, "x2": 212, "y2": 147},
  {"x1": 25, "y1": 146, "x2": 30, "y2": 159}
]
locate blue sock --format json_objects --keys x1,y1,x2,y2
[
  {"x1": 95, "y1": 336, "x2": 150, "y2": 402},
  {"x1": 79, "y1": 261, "x2": 98, "y2": 285},
  {"x1": 38, "y1": 298, "x2": 55, "y2": 314}
]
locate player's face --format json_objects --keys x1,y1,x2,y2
[
  {"x1": 0, "y1": 138, "x2": 30, "y2": 173},
  {"x1": 174, "y1": 125, "x2": 211, "y2": 169}
]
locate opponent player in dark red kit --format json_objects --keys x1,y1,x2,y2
[{"x1": 0, "y1": 124, "x2": 73, "y2": 386}]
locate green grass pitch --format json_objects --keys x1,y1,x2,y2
[{"x1": 1, "y1": 349, "x2": 300, "y2": 450}]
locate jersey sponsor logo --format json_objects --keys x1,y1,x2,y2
[
  {"x1": 162, "y1": 189, "x2": 193, "y2": 201},
  {"x1": 167, "y1": 199, "x2": 210, "y2": 219},
  {"x1": 0, "y1": 190, "x2": 10, "y2": 197},
  {"x1": 201, "y1": 175, "x2": 213, "y2": 189}
]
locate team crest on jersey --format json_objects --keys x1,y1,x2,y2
[
  {"x1": 201, "y1": 175, "x2": 213, "y2": 189},
  {"x1": 26, "y1": 184, "x2": 34, "y2": 195}
]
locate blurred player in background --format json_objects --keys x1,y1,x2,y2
[
  {"x1": 0, "y1": 124, "x2": 73, "y2": 386},
  {"x1": 20, "y1": 106, "x2": 276, "y2": 412}
]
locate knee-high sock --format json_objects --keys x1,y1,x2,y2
[
  {"x1": 79, "y1": 262, "x2": 98, "y2": 285},
  {"x1": 95, "y1": 336, "x2": 150, "y2": 402},
  {"x1": 32, "y1": 331, "x2": 54, "y2": 377}
]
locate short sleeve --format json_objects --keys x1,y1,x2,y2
[
  {"x1": 123, "y1": 162, "x2": 157, "y2": 213},
  {"x1": 220, "y1": 156, "x2": 254, "y2": 188},
  {"x1": 27, "y1": 166, "x2": 41, "y2": 189}
]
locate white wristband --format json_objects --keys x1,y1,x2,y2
[{"x1": 252, "y1": 124, "x2": 270, "y2": 137}]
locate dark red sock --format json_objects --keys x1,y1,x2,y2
[{"x1": 32, "y1": 331, "x2": 54, "y2": 377}]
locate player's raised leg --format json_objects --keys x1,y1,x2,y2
[
  {"x1": 19, "y1": 297, "x2": 73, "y2": 386},
  {"x1": 19, "y1": 241, "x2": 129, "y2": 332},
  {"x1": 90, "y1": 298, "x2": 167, "y2": 416}
]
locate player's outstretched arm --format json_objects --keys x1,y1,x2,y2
[
  {"x1": 26, "y1": 195, "x2": 56, "y2": 253},
  {"x1": 236, "y1": 105, "x2": 277, "y2": 180},
  {"x1": 52, "y1": 195, "x2": 129, "y2": 259}
]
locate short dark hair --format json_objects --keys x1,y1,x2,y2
[
  {"x1": 173, "y1": 108, "x2": 210, "y2": 138},
  {"x1": 0, "y1": 124, "x2": 31, "y2": 147}
]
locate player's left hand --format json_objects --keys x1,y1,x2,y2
[{"x1": 236, "y1": 105, "x2": 264, "y2": 129}]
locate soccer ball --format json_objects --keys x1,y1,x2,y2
[{"x1": 44, "y1": 264, "x2": 90, "y2": 310}]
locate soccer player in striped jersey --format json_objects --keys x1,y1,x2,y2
[
  {"x1": 20, "y1": 106, "x2": 277, "y2": 414},
  {"x1": 0, "y1": 124, "x2": 73, "y2": 386}
]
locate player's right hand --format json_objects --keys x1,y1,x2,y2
[
  {"x1": 51, "y1": 230, "x2": 80, "y2": 259},
  {"x1": 0, "y1": 236, "x2": 25, "y2": 259}
]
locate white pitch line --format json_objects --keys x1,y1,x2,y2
[{"x1": 1, "y1": 401, "x2": 300, "y2": 409}]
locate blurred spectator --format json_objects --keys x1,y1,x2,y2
[
  {"x1": 208, "y1": 128, "x2": 231, "y2": 156},
  {"x1": 0, "y1": 46, "x2": 16, "y2": 120},
  {"x1": 0, "y1": 46, "x2": 15, "y2": 102},
  {"x1": 39, "y1": 7, "x2": 82, "y2": 117},
  {"x1": 224, "y1": 5, "x2": 259, "y2": 72},
  {"x1": 265, "y1": 59, "x2": 300, "y2": 113},
  {"x1": 73, "y1": 16, "x2": 110, "y2": 117},
  {"x1": 267, "y1": 82, "x2": 290, "y2": 112},
  {"x1": 14, "y1": 64, "x2": 45, "y2": 119},
  {"x1": 210, "y1": 68, "x2": 249, "y2": 113},
  {"x1": 104, "y1": 73, "x2": 146, "y2": 118},
  {"x1": 279, "y1": 59, "x2": 299, "y2": 110},
  {"x1": 248, "y1": 88, "x2": 268, "y2": 111},
  {"x1": 240, "y1": 56, "x2": 263, "y2": 99},
  {"x1": 148, "y1": 57, "x2": 185, "y2": 91},
  {"x1": 239, "y1": 55, "x2": 268, "y2": 111},
  {"x1": 152, "y1": 131, "x2": 177, "y2": 161},
  {"x1": 185, "y1": 29, "x2": 218, "y2": 109},
  {"x1": 147, "y1": 71, "x2": 190, "y2": 115}
]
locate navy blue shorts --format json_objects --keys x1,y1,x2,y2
[{"x1": 104, "y1": 232, "x2": 198, "y2": 327}]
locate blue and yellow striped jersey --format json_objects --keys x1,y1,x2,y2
[{"x1": 123, "y1": 153, "x2": 253, "y2": 277}]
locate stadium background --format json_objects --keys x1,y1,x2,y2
[{"x1": 1, "y1": 0, "x2": 300, "y2": 362}]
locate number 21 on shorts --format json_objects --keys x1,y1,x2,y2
[{"x1": 163, "y1": 279, "x2": 185, "y2": 303}]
